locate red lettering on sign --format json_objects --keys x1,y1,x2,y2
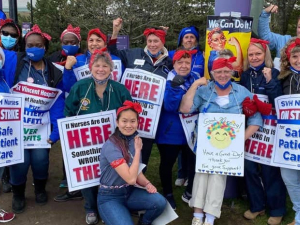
[
  {"x1": 245, "y1": 139, "x2": 273, "y2": 159},
  {"x1": 138, "y1": 116, "x2": 152, "y2": 132},
  {"x1": 125, "y1": 80, "x2": 159, "y2": 102},
  {"x1": 73, "y1": 164, "x2": 101, "y2": 183}
]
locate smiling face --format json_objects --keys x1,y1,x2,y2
[
  {"x1": 182, "y1": 34, "x2": 197, "y2": 50},
  {"x1": 91, "y1": 58, "x2": 112, "y2": 81},
  {"x1": 173, "y1": 57, "x2": 192, "y2": 76},
  {"x1": 209, "y1": 128, "x2": 232, "y2": 149},
  {"x1": 212, "y1": 66, "x2": 232, "y2": 86},
  {"x1": 88, "y1": 34, "x2": 106, "y2": 54},
  {"x1": 146, "y1": 34, "x2": 164, "y2": 56},
  {"x1": 210, "y1": 33, "x2": 226, "y2": 51},
  {"x1": 289, "y1": 51, "x2": 300, "y2": 71},
  {"x1": 117, "y1": 109, "x2": 138, "y2": 136},
  {"x1": 247, "y1": 44, "x2": 265, "y2": 68}
]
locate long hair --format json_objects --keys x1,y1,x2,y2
[
  {"x1": 243, "y1": 42, "x2": 273, "y2": 71},
  {"x1": 279, "y1": 37, "x2": 300, "y2": 79}
]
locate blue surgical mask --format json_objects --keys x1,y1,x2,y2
[
  {"x1": 26, "y1": 47, "x2": 45, "y2": 62},
  {"x1": 1, "y1": 35, "x2": 17, "y2": 49},
  {"x1": 92, "y1": 74, "x2": 111, "y2": 85},
  {"x1": 62, "y1": 45, "x2": 79, "y2": 56},
  {"x1": 215, "y1": 80, "x2": 232, "y2": 90},
  {"x1": 147, "y1": 49, "x2": 161, "y2": 58}
]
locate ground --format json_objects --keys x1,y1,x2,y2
[{"x1": 0, "y1": 142, "x2": 295, "y2": 225}]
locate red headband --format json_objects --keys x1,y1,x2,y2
[
  {"x1": 60, "y1": 24, "x2": 81, "y2": 41},
  {"x1": 143, "y1": 28, "x2": 166, "y2": 44},
  {"x1": 212, "y1": 57, "x2": 236, "y2": 71},
  {"x1": 87, "y1": 28, "x2": 107, "y2": 43},
  {"x1": 173, "y1": 49, "x2": 197, "y2": 64},
  {"x1": 89, "y1": 48, "x2": 111, "y2": 70},
  {"x1": 25, "y1": 24, "x2": 51, "y2": 41},
  {"x1": 117, "y1": 101, "x2": 143, "y2": 116},
  {"x1": 285, "y1": 38, "x2": 300, "y2": 60},
  {"x1": 0, "y1": 19, "x2": 20, "y2": 37},
  {"x1": 250, "y1": 38, "x2": 269, "y2": 51}
]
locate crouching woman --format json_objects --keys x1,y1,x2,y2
[{"x1": 97, "y1": 101, "x2": 167, "y2": 225}]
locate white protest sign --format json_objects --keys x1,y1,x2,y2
[
  {"x1": 0, "y1": 94, "x2": 24, "y2": 167},
  {"x1": 196, "y1": 113, "x2": 245, "y2": 176},
  {"x1": 73, "y1": 64, "x2": 91, "y2": 81},
  {"x1": 179, "y1": 113, "x2": 198, "y2": 151},
  {"x1": 121, "y1": 68, "x2": 166, "y2": 139},
  {"x1": 58, "y1": 110, "x2": 116, "y2": 192},
  {"x1": 111, "y1": 59, "x2": 122, "y2": 82},
  {"x1": 271, "y1": 94, "x2": 300, "y2": 169},
  {"x1": 244, "y1": 94, "x2": 277, "y2": 165},
  {"x1": 12, "y1": 82, "x2": 62, "y2": 148}
]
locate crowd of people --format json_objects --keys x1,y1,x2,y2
[{"x1": 0, "y1": 3, "x2": 300, "y2": 225}]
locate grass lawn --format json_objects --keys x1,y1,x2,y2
[{"x1": 147, "y1": 145, "x2": 295, "y2": 225}]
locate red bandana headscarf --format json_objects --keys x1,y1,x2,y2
[
  {"x1": 87, "y1": 28, "x2": 107, "y2": 43},
  {"x1": 212, "y1": 57, "x2": 236, "y2": 71},
  {"x1": 117, "y1": 101, "x2": 143, "y2": 117},
  {"x1": 285, "y1": 38, "x2": 300, "y2": 60},
  {"x1": 172, "y1": 49, "x2": 197, "y2": 64},
  {"x1": 60, "y1": 24, "x2": 81, "y2": 41},
  {"x1": 143, "y1": 28, "x2": 166, "y2": 44},
  {"x1": 0, "y1": 19, "x2": 20, "y2": 37},
  {"x1": 25, "y1": 24, "x2": 51, "y2": 41},
  {"x1": 250, "y1": 38, "x2": 269, "y2": 51}
]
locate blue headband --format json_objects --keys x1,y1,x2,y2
[{"x1": 177, "y1": 26, "x2": 199, "y2": 47}]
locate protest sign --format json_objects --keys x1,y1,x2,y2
[
  {"x1": 0, "y1": 93, "x2": 24, "y2": 167},
  {"x1": 179, "y1": 113, "x2": 198, "y2": 151},
  {"x1": 121, "y1": 68, "x2": 166, "y2": 139},
  {"x1": 12, "y1": 82, "x2": 62, "y2": 148},
  {"x1": 271, "y1": 95, "x2": 300, "y2": 169},
  {"x1": 58, "y1": 110, "x2": 116, "y2": 192},
  {"x1": 204, "y1": 15, "x2": 253, "y2": 82},
  {"x1": 196, "y1": 113, "x2": 245, "y2": 176},
  {"x1": 244, "y1": 94, "x2": 277, "y2": 165}
]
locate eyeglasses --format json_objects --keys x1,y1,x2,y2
[{"x1": 1, "y1": 30, "x2": 19, "y2": 38}]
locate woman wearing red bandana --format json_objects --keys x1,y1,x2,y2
[
  {"x1": 180, "y1": 58, "x2": 263, "y2": 225},
  {"x1": 63, "y1": 27, "x2": 124, "y2": 93},
  {"x1": 240, "y1": 38, "x2": 285, "y2": 225},
  {"x1": 155, "y1": 50, "x2": 204, "y2": 210},
  {"x1": 277, "y1": 37, "x2": 300, "y2": 225},
  {"x1": 108, "y1": 18, "x2": 173, "y2": 170},
  {"x1": 7, "y1": 24, "x2": 65, "y2": 214},
  {"x1": 97, "y1": 100, "x2": 166, "y2": 225},
  {"x1": 64, "y1": 50, "x2": 131, "y2": 225}
]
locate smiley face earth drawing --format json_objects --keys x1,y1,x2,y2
[{"x1": 206, "y1": 121, "x2": 236, "y2": 149}]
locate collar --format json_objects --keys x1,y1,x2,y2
[
  {"x1": 144, "y1": 46, "x2": 169, "y2": 65},
  {"x1": 118, "y1": 130, "x2": 139, "y2": 142},
  {"x1": 208, "y1": 80, "x2": 239, "y2": 93}
]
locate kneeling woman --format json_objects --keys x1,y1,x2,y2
[{"x1": 98, "y1": 101, "x2": 166, "y2": 225}]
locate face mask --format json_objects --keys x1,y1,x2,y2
[
  {"x1": 62, "y1": 45, "x2": 79, "y2": 56},
  {"x1": 26, "y1": 47, "x2": 45, "y2": 62},
  {"x1": 92, "y1": 74, "x2": 111, "y2": 85},
  {"x1": 1, "y1": 35, "x2": 17, "y2": 49},
  {"x1": 215, "y1": 80, "x2": 232, "y2": 90},
  {"x1": 147, "y1": 49, "x2": 161, "y2": 58}
]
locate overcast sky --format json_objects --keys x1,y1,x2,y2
[{"x1": 2, "y1": 0, "x2": 37, "y2": 11}]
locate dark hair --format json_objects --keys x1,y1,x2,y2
[{"x1": 109, "y1": 108, "x2": 139, "y2": 162}]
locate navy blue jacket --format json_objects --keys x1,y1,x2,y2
[
  {"x1": 240, "y1": 67, "x2": 282, "y2": 106},
  {"x1": 108, "y1": 42, "x2": 172, "y2": 79}
]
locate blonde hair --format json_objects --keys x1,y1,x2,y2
[
  {"x1": 243, "y1": 42, "x2": 273, "y2": 71},
  {"x1": 279, "y1": 37, "x2": 300, "y2": 79}
]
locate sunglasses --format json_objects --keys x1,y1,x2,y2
[{"x1": 1, "y1": 30, "x2": 19, "y2": 38}]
